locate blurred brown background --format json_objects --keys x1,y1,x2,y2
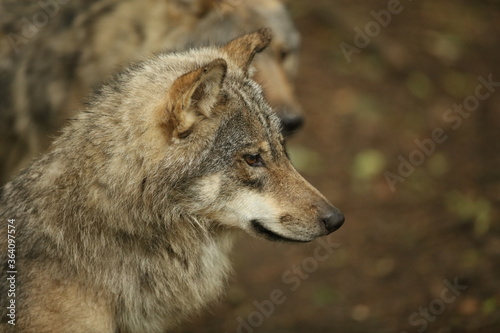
[{"x1": 176, "y1": 0, "x2": 500, "y2": 332}]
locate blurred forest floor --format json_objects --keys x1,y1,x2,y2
[{"x1": 176, "y1": 1, "x2": 500, "y2": 332}]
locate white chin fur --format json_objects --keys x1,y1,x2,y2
[{"x1": 218, "y1": 191, "x2": 282, "y2": 231}]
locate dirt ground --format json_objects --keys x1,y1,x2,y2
[{"x1": 175, "y1": 1, "x2": 500, "y2": 332}]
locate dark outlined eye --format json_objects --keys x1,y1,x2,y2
[
  {"x1": 244, "y1": 154, "x2": 265, "y2": 167},
  {"x1": 279, "y1": 49, "x2": 290, "y2": 62}
]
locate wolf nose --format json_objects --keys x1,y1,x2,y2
[
  {"x1": 322, "y1": 208, "x2": 345, "y2": 234},
  {"x1": 280, "y1": 111, "x2": 304, "y2": 135},
  {"x1": 282, "y1": 114, "x2": 304, "y2": 134}
]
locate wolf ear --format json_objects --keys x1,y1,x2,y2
[
  {"x1": 167, "y1": 58, "x2": 227, "y2": 139},
  {"x1": 222, "y1": 28, "x2": 273, "y2": 75}
]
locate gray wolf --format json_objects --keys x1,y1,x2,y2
[
  {"x1": 0, "y1": 0, "x2": 303, "y2": 185},
  {"x1": 0, "y1": 29, "x2": 343, "y2": 333}
]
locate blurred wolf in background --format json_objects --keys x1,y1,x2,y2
[
  {"x1": 0, "y1": 0, "x2": 303, "y2": 185},
  {"x1": 0, "y1": 29, "x2": 343, "y2": 333}
]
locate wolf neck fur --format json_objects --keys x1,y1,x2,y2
[{"x1": 7, "y1": 138, "x2": 236, "y2": 328}]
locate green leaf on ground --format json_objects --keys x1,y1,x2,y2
[
  {"x1": 287, "y1": 145, "x2": 325, "y2": 175},
  {"x1": 445, "y1": 192, "x2": 492, "y2": 236},
  {"x1": 426, "y1": 152, "x2": 448, "y2": 177},
  {"x1": 312, "y1": 286, "x2": 340, "y2": 306},
  {"x1": 406, "y1": 71, "x2": 433, "y2": 99},
  {"x1": 481, "y1": 297, "x2": 498, "y2": 315},
  {"x1": 352, "y1": 149, "x2": 386, "y2": 181}
]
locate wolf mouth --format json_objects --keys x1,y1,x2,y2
[{"x1": 250, "y1": 220, "x2": 310, "y2": 243}]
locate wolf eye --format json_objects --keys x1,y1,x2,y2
[
  {"x1": 244, "y1": 154, "x2": 265, "y2": 167},
  {"x1": 278, "y1": 46, "x2": 294, "y2": 62},
  {"x1": 279, "y1": 49, "x2": 290, "y2": 62}
]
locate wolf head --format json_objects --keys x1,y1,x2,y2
[
  {"x1": 67, "y1": 29, "x2": 343, "y2": 243},
  {"x1": 169, "y1": 0, "x2": 304, "y2": 134},
  {"x1": 153, "y1": 29, "x2": 342, "y2": 241}
]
